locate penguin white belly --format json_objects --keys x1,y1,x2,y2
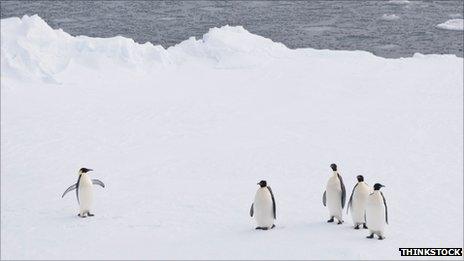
[
  {"x1": 254, "y1": 189, "x2": 274, "y2": 228},
  {"x1": 366, "y1": 194, "x2": 386, "y2": 234},
  {"x1": 78, "y1": 175, "x2": 93, "y2": 214},
  {"x1": 326, "y1": 176, "x2": 342, "y2": 219},
  {"x1": 351, "y1": 183, "x2": 370, "y2": 224}
]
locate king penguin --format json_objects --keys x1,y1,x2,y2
[
  {"x1": 62, "y1": 168, "x2": 105, "y2": 218},
  {"x1": 347, "y1": 175, "x2": 371, "y2": 229},
  {"x1": 366, "y1": 183, "x2": 388, "y2": 240},
  {"x1": 322, "y1": 163, "x2": 346, "y2": 224},
  {"x1": 250, "y1": 180, "x2": 276, "y2": 230}
]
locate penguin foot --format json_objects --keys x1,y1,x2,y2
[
  {"x1": 327, "y1": 218, "x2": 334, "y2": 223},
  {"x1": 378, "y1": 236, "x2": 385, "y2": 240},
  {"x1": 366, "y1": 234, "x2": 374, "y2": 239},
  {"x1": 363, "y1": 224, "x2": 368, "y2": 229},
  {"x1": 87, "y1": 213, "x2": 95, "y2": 217},
  {"x1": 354, "y1": 225, "x2": 360, "y2": 230},
  {"x1": 78, "y1": 214, "x2": 87, "y2": 218},
  {"x1": 337, "y1": 220, "x2": 343, "y2": 225},
  {"x1": 255, "y1": 225, "x2": 274, "y2": 231}
]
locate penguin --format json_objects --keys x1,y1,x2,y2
[
  {"x1": 347, "y1": 175, "x2": 371, "y2": 229},
  {"x1": 250, "y1": 180, "x2": 276, "y2": 230},
  {"x1": 366, "y1": 183, "x2": 388, "y2": 240},
  {"x1": 322, "y1": 163, "x2": 346, "y2": 224},
  {"x1": 62, "y1": 168, "x2": 105, "y2": 218}
]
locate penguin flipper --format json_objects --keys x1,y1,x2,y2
[
  {"x1": 322, "y1": 191, "x2": 326, "y2": 206},
  {"x1": 62, "y1": 183, "x2": 77, "y2": 198},
  {"x1": 267, "y1": 186, "x2": 276, "y2": 219},
  {"x1": 347, "y1": 183, "x2": 358, "y2": 214},
  {"x1": 250, "y1": 203, "x2": 254, "y2": 217},
  {"x1": 92, "y1": 179, "x2": 105, "y2": 188},
  {"x1": 381, "y1": 191, "x2": 388, "y2": 224},
  {"x1": 338, "y1": 173, "x2": 346, "y2": 209}
]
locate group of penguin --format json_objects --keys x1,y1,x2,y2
[
  {"x1": 249, "y1": 163, "x2": 388, "y2": 240},
  {"x1": 62, "y1": 163, "x2": 388, "y2": 240}
]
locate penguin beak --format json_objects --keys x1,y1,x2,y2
[
  {"x1": 88, "y1": 169, "x2": 94, "y2": 172},
  {"x1": 257, "y1": 182, "x2": 259, "y2": 185}
]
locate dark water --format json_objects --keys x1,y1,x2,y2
[{"x1": 1, "y1": 0, "x2": 463, "y2": 58}]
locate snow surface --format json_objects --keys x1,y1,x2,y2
[
  {"x1": 1, "y1": 15, "x2": 463, "y2": 260},
  {"x1": 381, "y1": 14, "x2": 400, "y2": 21},
  {"x1": 387, "y1": 0, "x2": 410, "y2": 5},
  {"x1": 436, "y1": 19, "x2": 464, "y2": 31}
]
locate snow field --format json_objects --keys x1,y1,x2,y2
[{"x1": 1, "y1": 15, "x2": 463, "y2": 260}]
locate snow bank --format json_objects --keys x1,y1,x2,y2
[
  {"x1": 381, "y1": 14, "x2": 400, "y2": 21},
  {"x1": 168, "y1": 25, "x2": 289, "y2": 69},
  {"x1": 1, "y1": 15, "x2": 172, "y2": 83},
  {"x1": 436, "y1": 19, "x2": 464, "y2": 31},
  {"x1": 1, "y1": 15, "x2": 463, "y2": 260},
  {"x1": 1, "y1": 15, "x2": 289, "y2": 83}
]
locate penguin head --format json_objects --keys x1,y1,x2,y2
[
  {"x1": 257, "y1": 180, "x2": 267, "y2": 188},
  {"x1": 330, "y1": 163, "x2": 337, "y2": 171},
  {"x1": 79, "y1": 168, "x2": 93, "y2": 174},
  {"x1": 357, "y1": 175, "x2": 364, "y2": 182},
  {"x1": 373, "y1": 183, "x2": 385, "y2": 191}
]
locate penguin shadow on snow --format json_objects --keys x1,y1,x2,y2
[
  {"x1": 306, "y1": 220, "x2": 356, "y2": 231},
  {"x1": 308, "y1": 221, "x2": 374, "y2": 243}
]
